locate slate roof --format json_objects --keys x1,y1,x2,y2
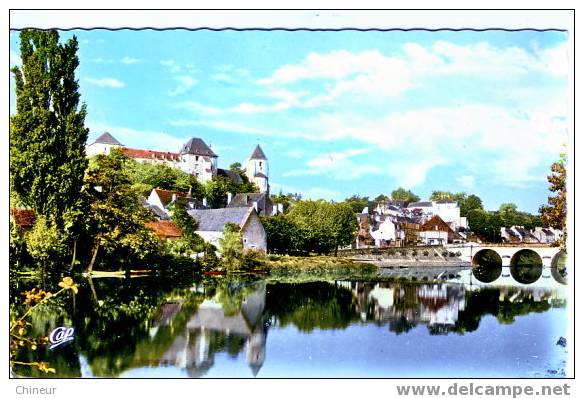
[
  {"x1": 187, "y1": 207, "x2": 254, "y2": 232},
  {"x1": 139, "y1": 196, "x2": 170, "y2": 220},
  {"x1": 250, "y1": 145, "x2": 267, "y2": 160},
  {"x1": 180, "y1": 138, "x2": 217, "y2": 157},
  {"x1": 226, "y1": 192, "x2": 273, "y2": 216},
  {"x1": 217, "y1": 168, "x2": 243, "y2": 184},
  {"x1": 93, "y1": 132, "x2": 123, "y2": 146},
  {"x1": 122, "y1": 147, "x2": 180, "y2": 161},
  {"x1": 254, "y1": 172, "x2": 268, "y2": 179},
  {"x1": 407, "y1": 201, "x2": 433, "y2": 208}
]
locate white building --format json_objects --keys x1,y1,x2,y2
[
  {"x1": 245, "y1": 145, "x2": 269, "y2": 194},
  {"x1": 179, "y1": 138, "x2": 218, "y2": 183},
  {"x1": 369, "y1": 217, "x2": 398, "y2": 246},
  {"x1": 85, "y1": 132, "x2": 124, "y2": 156},
  {"x1": 407, "y1": 200, "x2": 467, "y2": 231}
]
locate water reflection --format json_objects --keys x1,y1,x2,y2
[{"x1": 11, "y1": 269, "x2": 567, "y2": 378}]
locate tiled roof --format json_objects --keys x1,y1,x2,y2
[
  {"x1": 147, "y1": 221, "x2": 182, "y2": 239},
  {"x1": 180, "y1": 138, "x2": 217, "y2": 157},
  {"x1": 153, "y1": 188, "x2": 189, "y2": 207},
  {"x1": 407, "y1": 201, "x2": 433, "y2": 208},
  {"x1": 420, "y1": 215, "x2": 454, "y2": 233},
  {"x1": 121, "y1": 147, "x2": 180, "y2": 162},
  {"x1": 187, "y1": 207, "x2": 253, "y2": 232},
  {"x1": 217, "y1": 168, "x2": 243, "y2": 184},
  {"x1": 93, "y1": 132, "x2": 123, "y2": 146},
  {"x1": 249, "y1": 144, "x2": 267, "y2": 160},
  {"x1": 10, "y1": 208, "x2": 36, "y2": 228}
]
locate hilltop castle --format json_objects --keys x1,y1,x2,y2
[{"x1": 86, "y1": 132, "x2": 269, "y2": 193}]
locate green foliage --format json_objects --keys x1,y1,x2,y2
[
  {"x1": 218, "y1": 223, "x2": 244, "y2": 270},
  {"x1": 498, "y1": 203, "x2": 542, "y2": 230},
  {"x1": 343, "y1": 195, "x2": 374, "y2": 213},
  {"x1": 25, "y1": 215, "x2": 68, "y2": 267},
  {"x1": 84, "y1": 151, "x2": 158, "y2": 269},
  {"x1": 429, "y1": 191, "x2": 483, "y2": 217},
  {"x1": 467, "y1": 209, "x2": 503, "y2": 242},
  {"x1": 271, "y1": 192, "x2": 301, "y2": 213},
  {"x1": 287, "y1": 200, "x2": 358, "y2": 255},
  {"x1": 390, "y1": 187, "x2": 420, "y2": 203},
  {"x1": 539, "y1": 154, "x2": 567, "y2": 245},
  {"x1": 169, "y1": 202, "x2": 204, "y2": 255},
  {"x1": 261, "y1": 214, "x2": 303, "y2": 254},
  {"x1": 204, "y1": 176, "x2": 258, "y2": 209},
  {"x1": 124, "y1": 159, "x2": 205, "y2": 198},
  {"x1": 10, "y1": 30, "x2": 88, "y2": 230}
]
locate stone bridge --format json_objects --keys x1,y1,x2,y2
[{"x1": 454, "y1": 244, "x2": 565, "y2": 268}]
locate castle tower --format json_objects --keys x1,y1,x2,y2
[
  {"x1": 179, "y1": 137, "x2": 218, "y2": 183},
  {"x1": 245, "y1": 145, "x2": 269, "y2": 194}
]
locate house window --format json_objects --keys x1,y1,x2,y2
[
  {"x1": 195, "y1": 156, "x2": 199, "y2": 161},
  {"x1": 259, "y1": 161, "x2": 262, "y2": 168}
]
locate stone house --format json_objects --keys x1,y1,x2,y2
[
  {"x1": 187, "y1": 207, "x2": 267, "y2": 253},
  {"x1": 85, "y1": 132, "x2": 123, "y2": 156}
]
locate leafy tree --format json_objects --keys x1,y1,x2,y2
[
  {"x1": 287, "y1": 200, "x2": 358, "y2": 255},
  {"x1": 218, "y1": 223, "x2": 244, "y2": 270},
  {"x1": 343, "y1": 195, "x2": 372, "y2": 214},
  {"x1": 10, "y1": 30, "x2": 88, "y2": 230},
  {"x1": 229, "y1": 162, "x2": 242, "y2": 172},
  {"x1": 23, "y1": 215, "x2": 68, "y2": 272},
  {"x1": 84, "y1": 150, "x2": 158, "y2": 272},
  {"x1": 271, "y1": 192, "x2": 302, "y2": 213},
  {"x1": 390, "y1": 187, "x2": 420, "y2": 203},
  {"x1": 540, "y1": 154, "x2": 567, "y2": 231},
  {"x1": 460, "y1": 194, "x2": 483, "y2": 217},
  {"x1": 205, "y1": 176, "x2": 258, "y2": 209},
  {"x1": 467, "y1": 209, "x2": 503, "y2": 242},
  {"x1": 374, "y1": 194, "x2": 390, "y2": 203},
  {"x1": 429, "y1": 191, "x2": 453, "y2": 201},
  {"x1": 124, "y1": 160, "x2": 204, "y2": 198},
  {"x1": 261, "y1": 214, "x2": 302, "y2": 254},
  {"x1": 168, "y1": 201, "x2": 205, "y2": 255}
]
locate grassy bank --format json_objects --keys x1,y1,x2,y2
[{"x1": 260, "y1": 255, "x2": 378, "y2": 283}]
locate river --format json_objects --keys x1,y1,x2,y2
[{"x1": 10, "y1": 262, "x2": 568, "y2": 378}]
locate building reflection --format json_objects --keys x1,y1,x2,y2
[{"x1": 156, "y1": 282, "x2": 268, "y2": 377}]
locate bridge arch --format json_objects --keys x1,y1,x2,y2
[
  {"x1": 510, "y1": 249, "x2": 543, "y2": 284},
  {"x1": 472, "y1": 249, "x2": 502, "y2": 267},
  {"x1": 472, "y1": 249, "x2": 503, "y2": 283},
  {"x1": 551, "y1": 251, "x2": 568, "y2": 285}
]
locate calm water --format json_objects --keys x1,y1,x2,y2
[{"x1": 10, "y1": 264, "x2": 568, "y2": 378}]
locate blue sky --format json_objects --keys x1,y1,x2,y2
[{"x1": 10, "y1": 29, "x2": 569, "y2": 213}]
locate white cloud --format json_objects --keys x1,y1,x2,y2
[
  {"x1": 121, "y1": 56, "x2": 141, "y2": 64},
  {"x1": 177, "y1": 101, "x2": 222, "y2": 115},
  {"x1": 92, "y1": 57, "x2": 114, "y2": 64},
  {"x1": 456, "y1": 175, "x2": 476, "y2": 189},
  {"x1": 270, "y1": 182, "x2": 341, "y2": 201},
  {"x1": 211, "y1": 73, "x2": 235, "y2": 83},
  {"x1": 168, "y1": 75, "x2": 197, "y2": 96},
  {"x1": 161, "y1": 59, "x2": 181, "y2": 73},
  {"x1": 84, "y1": 77, "x2": 125, "y2": 88}
]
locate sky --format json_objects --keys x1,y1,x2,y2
[{"x1": 9, "y1": 28, "x2": 569, "y2": 213}]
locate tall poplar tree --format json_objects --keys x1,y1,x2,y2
[{"x1": 10, "y1": 29, "x2": 88, "y2": 229}]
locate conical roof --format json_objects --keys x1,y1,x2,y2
[
  {"x1": 249, "y1": 145, "x2": 267, "y2": 160},
  {"x1": 93, "y1": 132, "x2": 123, "y2": 146},
  {"x1": 180, "y1": 137, "x2": 217, "y2": 157}
]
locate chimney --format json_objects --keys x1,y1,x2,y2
[
  {"x1": 253, "y1": 201, "x2": 258, "y2": 213},
  {"x1": 244, "y1": 194, "x2": 248, "y2": 205},
  {"x1": 202, "y1": 197, "x2": 207, "y2": 207},
  {"x1": 172, "y1": 193, "x2": 177, "y2": 202},
  {"x1": 227, "y1": 192, "x2": 233, "y2": 205},
  {"x1": 277, "y1": 203, "x2": 284, "y2": 214}
]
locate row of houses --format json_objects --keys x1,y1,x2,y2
[{"x1": 357, "y1": 198, "x2": 563, "y2": 248}]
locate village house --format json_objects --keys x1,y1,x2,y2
[
  {"x1": 419, "y1": 215, "x2": 463, "y2": 245},
  {"x1": 187, "y1": 207, "x2": 267, "y2": 253},
  {"x1": 531, "y1": 226, "x2": 562, "y2": 244},
  {"x1": 85, "y1": 132, "x2": 270, "y2": 188},
  {"x1": 500, "y1": 225, "x2": 559, "y2": 244},
  {"x1": 407, "y1": 200, "x2": 468, "y2": 231}
]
